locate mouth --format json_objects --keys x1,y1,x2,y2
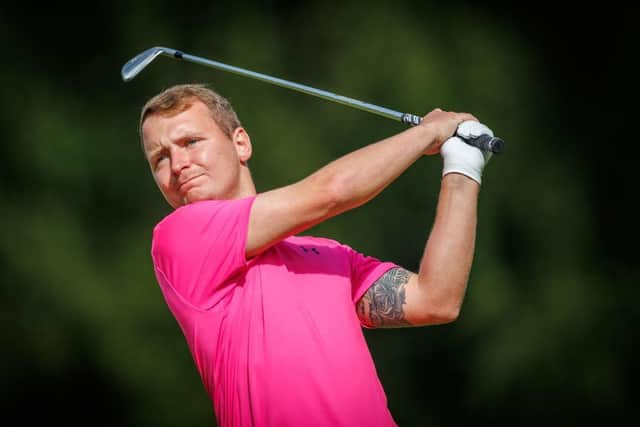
[{"x1": 177, "y1": 174, "x2": 204, "y2": 194}]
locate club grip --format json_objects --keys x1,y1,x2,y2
[
  {"x1": 465, "y1": 134, "x2": 504, "y2": 153},
  {"x1": 400, "y1": 113, "x2": 504, "y2": 154}
]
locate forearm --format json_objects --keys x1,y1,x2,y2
[
  {"x1": 417, "y1": 173, "x2": 479, "y2": 320},
  {"x1": 312, "y1": 124, "x2": 436, "y2": 215}
]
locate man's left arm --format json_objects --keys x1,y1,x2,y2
[{"x1": 357, "y1": 166, "x2": 481, "y2": 327}]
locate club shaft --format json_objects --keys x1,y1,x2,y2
[
  {"x1": 144, "y1": 48, "x2": 502, "y2": 153},
  {"x1": 171, "y1": 50, "x2": 405, "y2": 122}
]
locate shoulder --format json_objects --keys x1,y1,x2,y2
[
  {"x1": 154, "y1": 199, "x2": 236, "y2": 228},
  {"x1": 154, "y1": 198, "x2": 254, "y2": 237},
  {"x1": 152, "y1": 197, "x2": 256, "y2": 257}
]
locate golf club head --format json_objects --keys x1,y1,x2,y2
[{"x1": 121, "y1": 46, "x2": 177, "y2": 82}]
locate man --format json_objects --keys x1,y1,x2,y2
[{"x1": 139, "y1": 83, "x2": 492, "y2": 426}]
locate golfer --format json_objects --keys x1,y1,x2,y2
[{"x1": 139, "y1": 83, "x2": 493, "y2": 426}]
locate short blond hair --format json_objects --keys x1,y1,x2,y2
[{"x1": 139, "y1": 83, "x2": 242, "y2": 146}]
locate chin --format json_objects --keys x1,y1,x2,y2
[{"x1": 182, "y1": 190, "x2": 218, "y2": 205}]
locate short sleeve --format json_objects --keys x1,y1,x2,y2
[
  {"x1": 151, "y1": 196, "x2": 256, "y2": 309},
  {"x1": 347, "y1": 245, "x2": 399, "y2": 304}
]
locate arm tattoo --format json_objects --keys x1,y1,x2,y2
[{"x1": 357, "y1": 267, "x2": 412, "y2": 328}]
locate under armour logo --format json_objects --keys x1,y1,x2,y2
[{"x1": 301, "y1": 246, "x2": 320, "y2": 255}]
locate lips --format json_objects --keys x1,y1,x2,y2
[{"x1": 177, "y1": 174, "x2": 204, "y2": 194}]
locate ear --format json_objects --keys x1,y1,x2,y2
[{"x1": 232, "y1": 127, "x2": 252, "y2": 164}]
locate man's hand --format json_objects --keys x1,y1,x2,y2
[
  {"x1": 420, "y1": 108, "x2": 478, "y2": 155},
  {"x1": 441, "y1": 120, "x2": 494, "y2": 185}
]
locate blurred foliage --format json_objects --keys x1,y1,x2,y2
[{"x1": 1, "y1": 1, "x2": 636, "y2": 426}]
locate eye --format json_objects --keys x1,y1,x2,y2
[
  {"x1": 186, "y1": 139, "x2": 198, "y2": 146},
  {"x1": 154, "y1": 153, "x2": 168, "y2": 168}
]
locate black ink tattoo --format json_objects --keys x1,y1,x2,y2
[{"x1": 357, "y1": 267, "x2": 412, "y2": 328}]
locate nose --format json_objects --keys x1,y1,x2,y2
[{"x1": 170, "y1": 147, "x2": 190, "y2": 175}]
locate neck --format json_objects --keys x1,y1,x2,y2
[{"x1": 234, "y1": 165, "x2": 257, "y2": 198}]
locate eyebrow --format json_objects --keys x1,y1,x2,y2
[
  {"x1": 170, "y1": 125, "x2": 203, "y2": 140},
  {"x1": 146, "y1": 146, "x2": 164, "y2": 161}
]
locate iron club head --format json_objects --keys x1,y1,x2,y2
[{"x1": 121, "y1": 46, "x2": 179, "y2": 82}]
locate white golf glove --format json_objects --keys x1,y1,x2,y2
[{"x1": 441, "y1": 120, "x2": 493, "y2": 185}]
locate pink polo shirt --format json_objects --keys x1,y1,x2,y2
[{"x1": 151, "y1": 196, "x2": 398, "y2": 426}]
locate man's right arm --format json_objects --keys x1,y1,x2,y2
[{"x1": 246, "y1": 109, "x2": 476, "y2": 258}]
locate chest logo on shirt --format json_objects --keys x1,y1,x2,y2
[{"x1": 300, "y1": 246, "x2": 320, "y2": 255}]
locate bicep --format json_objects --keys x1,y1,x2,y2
[
  {"x1": 356, "y1": 267, "x2": 443, "y2": 328},
  {"x1": 246, "y1": 177, "x2": 338, "y2": 258}
]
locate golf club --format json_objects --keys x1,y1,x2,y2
[{"x1": 122, "y1": 46, "x2": 504, "y2": 153}]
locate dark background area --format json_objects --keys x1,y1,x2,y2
[{"x1": 1, "y1": 1, "x2": 636, "y2": 426}]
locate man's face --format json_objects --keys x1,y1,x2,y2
[{"x1": 141, "y1": 100, "x2": 252, "y2": 208}]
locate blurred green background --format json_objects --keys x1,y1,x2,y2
[{"x1": 1, "y1": 1, "x2": 636, "y2": 426}]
